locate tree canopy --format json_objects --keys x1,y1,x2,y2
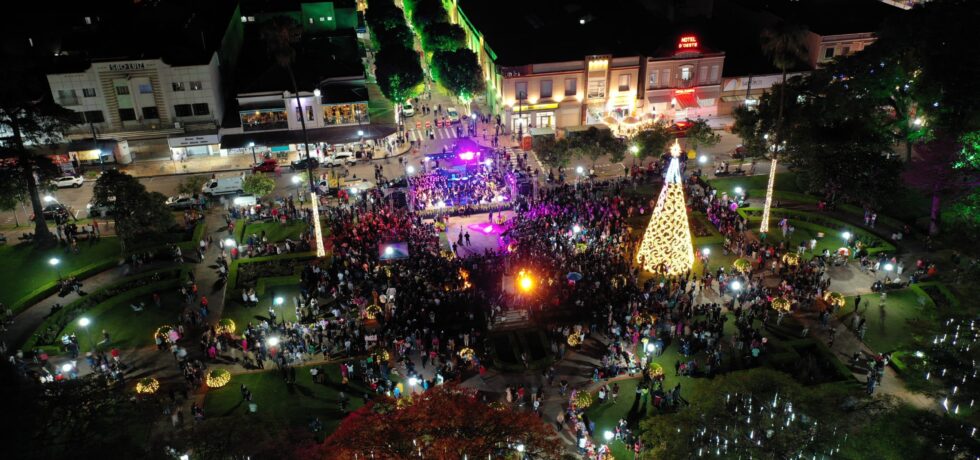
[
  {"x1": 93, "y1": 170, "x2": 174, "y2": 250},
  {"x1": 431, "y1": 49, "x2": 485, "y2": 100},
  {"x1": 242, "y1": 173, "x2": 277, "y2": 198},
  {"x1": 309, "y1": 385, "x2": 562, "y2": 459},
  {"x1": 421, "y1": 22, "x2": 466, "y2": 53},
  {"x1": 376, "y1": 46, "x2": 425, "y2": 104},
  {"x1": 632, "y1": 120, "x2": 673, "y2": 161},
  {"x1": 533, "y1": 136, "x2": 573, "y2": 171},
  {"x1": 685, "y1": 118, "x2": 721, "y2": 154},
  {"x1": 566, "y1": 126, "x2": 626, "y2": 167}
]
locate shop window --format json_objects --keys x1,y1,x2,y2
[
  {"x1": 241, "y1": 109, "x2": 288, "y2": 131},
  {"x1": 174, "y1": 104, "x2": 193, "y2": 117},
  {"x1": 824, "y1": 48, "x2": 834, "y2": 59},
  {"x1": 139, "y1": 84, "x2": 153, "y2": 94},
  {"x1": 84, "y1": 110, "x2": 105, "y2": 123},
  {"x1": 564, "y1": 78, "x2": 577, "y2": 96},
  {"x1": 142, "y1": 106, "x2": 159, "y2": 119},
  {"x1": 190, "y1": 81, "x2": 203, "y2": 90},
  {"x1": 322, "y1": 102, "x2": 369, "y2": 126},
  {"x1": 618, "y1": 74, "x2": 630, "y2": 91},
  {"x1": 118, "y1": 108, "x2": 136, "y2": 121},
  {"x1": 115, "y1": 86, "x2": 130, "y2": 95},
  {"x1": 648, "y1": 72, "x2": 657, "y2": 88},
  {"x1": 306, "y1": 105, "x2": 314, "y2": 121},
  {"x1": 172, "y1": 82, "x2": 185, "y2": 92},
  {"x1": 540, "y1": 80, "x2": 553, "y2": 99},
  {"x1": 192, "y1": 103, "x2": 210, "y2": 116},
  {"x1": 587, "y1": 79, "x2": 605, "y2": 99},
  {"x1": 82, "y1": 88, "x2": 97, "y2": 97}
]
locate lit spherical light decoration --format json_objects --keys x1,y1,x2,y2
[
  {"x1": 365, "y1": 304, "x2": 383, "y2": 320},
  {"x1": 635, "y1": 140, "x2": 694, "y2": 275},
  {"x1": 458, "y1": 347, "x2": 476, "y2": 362},
  {"x1": 771, "y1": 297, "x2": 792, "y2": 312},
  {"x1": 733, "y1": 258, "x2": 752, "y2": 273},
  {"x1": 517, "y1": 269, "x2": 534, "y2": 292},
  {"x1": 154, "y1": 325, "x2": 175, "y2": 342},
  {"x1": 206, "y1": 369, "x2": 232, "y2": 388},
  {"x1": 647, "y1": 362, "x2": 665, "y2": 379},
  {"x1": 567, "y1": 333, "x2": 582, "y2": 347},
  {"x1": 574, "y1": 391, "x2": 593, "y2": 409},
  {"x1": 136, "y1": 377, "x2": 160, "y2": 394},
  {"x1": 216, "y1": 318, "x2": 236, "y2": 335},
  {"x1": 823, "y1": 291, "x2": 846, "y2": 310},
  {"x1": 371, "y1": 346, "x2": 391, "y2": 362},
  {"x1": 781, "y1": 252, "x2": 800, "y2": 266}
]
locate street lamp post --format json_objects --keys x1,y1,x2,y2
[
  {"x1": 249, "y1": 141, "x2": 257, "y2": 164},
  {"x1": 78, "y1": 316, "x2": 94, "y2": 351},
  {"x1": 49, "y1": 257, "x2": 61, "y2": 279}
]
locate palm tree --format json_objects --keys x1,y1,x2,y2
[
  {"x1": 261, "y1": 16, "x2": 317, "y2": 193},
  {"x1": 759, "y1": 22, "x2": 809, "y2": 233}
]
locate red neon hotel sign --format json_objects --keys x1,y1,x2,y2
[{"x1": 677, "y1": 35, "x2": 699, "y2": 50}]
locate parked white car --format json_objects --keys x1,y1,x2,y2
[
  {"x1": 342, "y1": 178, "x2": 375, "y2": 193},
  {"x1": 321, "y1": 151, "x2": 358, "y2": 167},
  {"x1": 51, "y1": 175, "x2": 84, "y2": 188},
  {"x1": 402, "y1": 103, "x2": 415, "y2": 117}
]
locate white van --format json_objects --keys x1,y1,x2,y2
[
  {"x1": 202, "y1": 177, "x2": 244, "y2": 196},
  {"x1": 321, "y1": 151, "x2": 358, "y2": 167}
]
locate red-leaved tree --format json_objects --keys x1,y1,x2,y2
[{"x1": 299, "y1": 385, "x2": 563, "y2": 460}]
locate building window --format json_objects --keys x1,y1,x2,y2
[
  {"x1": 84, "y1": 110, "x2": 105, "y2": 123},
  {"x1": 662, "y1": 69, "x2": 670, "y2": 87},
  {"x1": 618, "y1": 74, "x2": 630, "y2": 91},
  {"x1": 174, "y1": 104, "x2": 193, "y2": 117},
  {"x1": 190, "y1": 81, "x2": 203, "y2": 91},
  {"x1": 515, "y1": 81, "x2": 528, "y2": 100},
  {"x1": 564, "y1": 78, "x2": 577, "y2": 96},
  {"x1": 192, "y1": 103, "x2": 210, "y2": 116},
  {"x1": 540, "y1": 80, "x2": 553, "y2": 99},
  {"x1": 648, "y1": 72, "x2": 657, "y2": 88},
  {"x1": 680, "y1": 66, "x2": 692, "y2": 82},
  {"x1": 142, "y1": 106, "x2": 159, "y2": 119},
  {"x1": 138, "y1": 83, "x2": 153, "y2": 94},
  {"x1": 115, "y1": 86, "x2": 130, "y2": 95},
  {"x1": 824, "y1": 48, "x2": 834, "y2": 59},
  {"x1": 305, "y1": 105, "x2": 314, "y2": 121},
  {"x1": 82, "y1": 88, "x2": 97, "y2": 97},
  {"x1": 587, "y1": 79, "x2": 605, "y2": 99},
  {"x1": 67, "y1": 111, "x2": 85, "y2": 124},
  {"x1": 699, "y1": 66, "x2": 708, "y2": 83},
  {"x1": 172, "y1": 82, "x2": 185, "y2": 92},
  {"x1": 57, "y1": 89, "x2": 78, "y2": 106},
  {"x1": 118, "y1": 108, "x2": 136, "y2": 121},
  {"x1": 710, "y1": 65, "x2": 719, "y2": 83}
]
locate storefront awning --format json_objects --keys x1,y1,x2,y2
[
  {"x1": 238, "y1": 100, "x2": 286, "y2": 112},
  {"x1": 220, "y1": 124, "x2": 397, "y2": 150},
  {"x1": 168, "y1": 132, "x2": 220, "y2": 148},
  {"x1": 674, "y1": 92, "x2": 697, "y2": 109}
]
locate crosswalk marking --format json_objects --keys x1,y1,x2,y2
[{"x1": 405, "y1": 126, "x2": 462, "y2": 142}]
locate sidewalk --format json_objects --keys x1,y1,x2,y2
[{"x1": 121, "y1": 142, "x2": 413, "y2": 178}]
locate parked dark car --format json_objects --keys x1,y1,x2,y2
[
  {"x1": 31, "y1": 203, "x2": 71, "y2": 223},
  {"x1": 290, "y1": 157, "x2": 320, "y2": 171}
]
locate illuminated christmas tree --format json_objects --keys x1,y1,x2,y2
[{"x1": 636, "y1": 140, "x2": 695, "y2": 276}]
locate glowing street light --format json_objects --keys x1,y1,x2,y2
[
  {"x1": 274, "y1": 296, "x2": 284, "y2": 306},
  {"x1": 884, "y1": 263, "x2": 894, "y2": 272},
  {"x1": 575, "y1": 166, "x2": 584, "y2": 175},
  {"x1": 701, "y1": 248, "x2": 711, "y2": 257},
  {"x1": 291, "y1": 175, "x2": 301, "y2": 184},
  {"x1": 645, "y1": 343, "x2": 655, "y2": 353},
  {"x1": 408, "y1": 376, "x2": 418, "y2": 386},
  {"x1": 357, "y1": 130, "x2": 364, "y2": 137},
  {"x1": 842, "y1": 231, "x2": 852, "y2": 241},
  {"x1": 630, "y1": 145, "x2": 639, "y2": 155},
  {"x1": 572, "y1": 224, "x2": 581, "y2": 234},
  {"x1": 603, "y1": 430, "x2": 614, "y2": 441},
  {"x1": 43, "y1": 195, "x2": 56, "y2": 203},
  {"x1": 731, "y1": 280, "x2": 743, "y2": 292},
  {"x1": 406, "y1": 165, "x2": 416, "y2": 174},
  {"x1": 698, "y1": 155, "x2": 708, "y2": 164},
  {"x1": 313, "y1": 88, "x2": 321, "y2": 97},
  {"x1": 78, "y1": 317, "x2": 91, "y2": 327},
  {"x1": 61, "y1": 363, "x2": 73, "y2": 373},
  {"x1": 517, "y1": 270, "x2": 534, "y2": 293},
  {"x1": 734, "y1": 186, "x2": 744, "y2": 195},
  {"x1": 516, "y1": 444, "x2": 526, "y2": 453},
  {"x1": 223, "y1": 238, "x2": 236, "y2": 249},
  {"x1": 49, "y1": 257, "x2": 60, "y2": 267},
  {"x1": 78, "y1": 317, "x2": 94, "y2": 350},
  {"x1": 266, "y1": 336, "x2": 280, "y2": 347}
]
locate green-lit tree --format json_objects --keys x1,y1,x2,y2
[
  {"x1": 421, "y1": 22, "x2": 466, "y2": 53},
  {"x1": 243, "y1": 173, "x2": 277, "y2": 198},
  {"x1": 431, "y1": 48, "x2": 485, "y2": 100},
  {"x1": 632, "y1": 119, "x2": 674, "y2": 162},
  {"x1": 93, "y1": 170, "x2": 174, "y2": 251},
  {"x1": 684, "y1": 118, "x2": 721, "y2": 155},
  {"x1": 566, "y1": 126, "x2": 626, "y2": 168},
  {"x1": 408, "y1": 0, "x2": 449, "y2": 31},
  {"x1": 533, "y1": 136, "x2": 572, "y2": 171},
  {"x1": 375, "y1": 46, "x2": 425, "y2": 106}
]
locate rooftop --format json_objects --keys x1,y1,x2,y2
[
  {"x1": 235, "y1": 28, "x2": 363, "y2": 94},
  {"x1": 736, "y1": 0, "x2": 900, "y2": 36},
  {"x1": 42, "y1": 0, "x2": 239, "y2": 71}
]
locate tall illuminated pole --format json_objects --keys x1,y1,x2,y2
[
  {"x1": 759, "y1": 157, "x2": 777, "y2": 233},
  {"x1": 636, "y1": 140, "x2": 694, "y2": 275}
]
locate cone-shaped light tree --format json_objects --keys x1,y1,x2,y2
[{"x1": 636, "y1": 140, "x2": 695, "y2": 275}]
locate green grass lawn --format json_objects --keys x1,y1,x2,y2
[
  {"x1": 837, "y1": 288, "x2": 936, "y2": 353},
  {"x1": 0, "y1": 238, "x2": 121, "y2": 306},
  {"x1": 242, "y1": 221, "x2": 308, "y2": 243},
  {"x1": 222, "y1": 284, "x2": 304, "y2": 330},
  {"x1": 707, "y1": 172, "x2": 800, "y2": 197},
  {"x1": 204, "y1": 364, "x2": 369, "y2": 437},
  {"x1": 60, "y1": 290, "x2": 185, "y2": 350},
  {"x1": 750, "y1": 225, "x2": 842, "y2": 258}
]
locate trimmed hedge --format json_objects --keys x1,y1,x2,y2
[
  {"x1": 255, "y1": 275, "x2": 302, "y2": 297},
  {"x1": 738, "y1": 207, "x2": 897, "y2": 256},
  {"x1": 176, "y1": 221, "x2": 208, "y2": 253},
  {"x1": 22, "y1": 266, "x2": 186, "y2": 352},
  {"x1": 766, "y1": 337, "x2": 856, "y2": 385},
  {"x1": 225, "y1": 252, "x2": 316, "y2": 300},
  {"x1": 914, "y1": 282, "x2": 960, "y2": 309},
  {"x1": 9, "y1": 258, "x2": 120, "y2": 316}
]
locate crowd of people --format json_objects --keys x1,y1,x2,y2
[{"x1": 408, "y1": 167, "x2": 510, "y2": 211}]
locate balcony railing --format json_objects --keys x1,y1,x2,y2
[
  {"x1": 242, "y1": 120, "x2": 289, "y2": 132},
  {"x1": 58, "y1": 96, "x2": 80, "y2": 106}
]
